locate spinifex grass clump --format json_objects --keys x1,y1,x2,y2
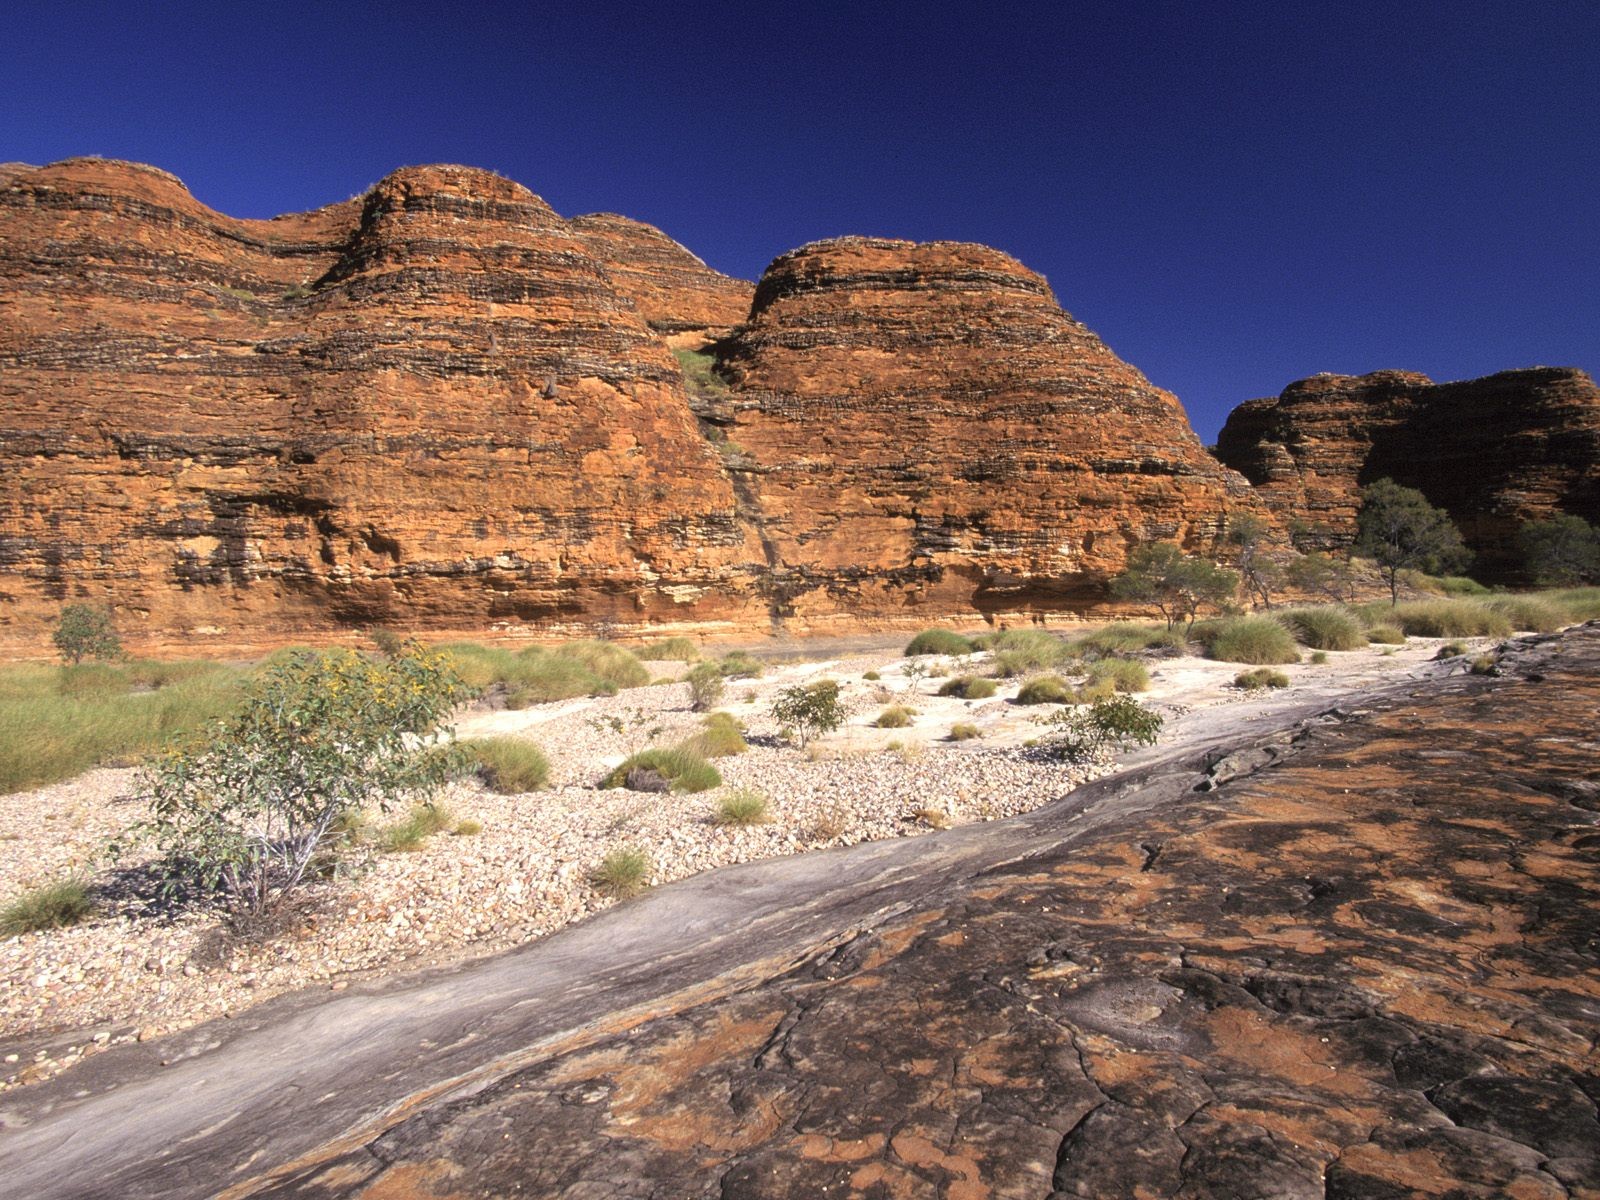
[
  {"x1": 948, "y1": 722, "x2": 981, "y2": 741},
  {"x1": 438, "y1": 639, "x2": 647, "y2": 707},
  {"x1": 591, "y1": 847, "x2": 652, "y2": 898},
  {"x1": 937, "y1": 675, "x2": 997, "y2": 699},
  {"x1": 0, "y1": 877, "x2": 94, "y2": 938},
  {"x1": 1484, "y1": 595, "x2": 1567, "y2": 633},
  {"x1": 1275, "y1": 606, "x2": 1366, "y2": 651},
  {"x1": 462, "y1": 737, "x2": 551, "y2": 793},
  {"x1": 717, "y1": 652, "x2": 764, "y2": 679},
  {"x1": 636, "y1": 636, "x2": 701, "y2": 661},
  {"x1": 1083, "y1": 658, "x2": 1150, "y2": 693},
  {"x1": 130, "y1": 644, "x2": 470, "y2": 918},
  {"x1": 1234, "y1": 668, "x2": 1290, "y2": 690},
  {"x1": 1014, "y1": 676, "x2": 1075, "y2": 705},
  {"x1": 375, "y1": 803, "x2": 454, "y2": 852},
  {"x1": 1380, "y1": 600, "x2": 1512, "y2": 639},
  {"x1": 1546, "y1": 587, "x2": 1600, "y2": 621},
  {"x1": 0, "y1": 658, "x2": 249, "y2": 795},
  {"x1": 1198, "y1": 617, "x2": 1300, "y2": 665},
  {"x1": 712, "y1": 788, "x2": 770, "y2": 826},
  {"x1": 874, "y1": 704, "x2": 916, "y2": 728},
  {"x1": 1068, "y1": 622, "x2": 1184, "y2": 657},
  {"x1": 677, "y1": 712, "x2": 747, "y2": 758},
  {"x1": 904, "y1": 629, "x2": 975, "y2": 656},
  {"x1": 1365, "y1": 624, "x2": 1406, "y2": 645},
  {"x1": 601, "y1": 747, "x2": 721, "y2": 792}
]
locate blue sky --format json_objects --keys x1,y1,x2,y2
[{"x1": 5, "y1": 0, "x2": 1596, "y2": 439}]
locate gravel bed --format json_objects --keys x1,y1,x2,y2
[{"x1": 0, "y1": 636, "x2": 1464, "y2": 1087}]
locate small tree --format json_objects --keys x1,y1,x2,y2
[
  {"x1": 770, "y1": 680, "x2": 844, "y2": 747},
  {"x1": 686, "y1": 661, "x2": 725, "y2": 712},
  {"x1": 132, "y1": 644, "x2": 470, "y2": 918},
  {"x1": 1111, "y1": 543, "x2": 1239, "y2": 632},
  {"x1": 1225, "y1": 512, "x2": 1282, "y2": 609},
  {"x1": 1518, "y1": 515, "x2": 1600, "y2": 585},
  {"x1": 1045, "y1": 695, "x2": 1163, "y2": 763},
  {"x1": 1353, "y1": 479, "x2": 1470, "y2": 605},
  {"x1": 1286, "y1": 551, "x2": 1357, "y2": 604},
  {"x1": 53, "y1": 604, "x2": 122, "y2": 664}
]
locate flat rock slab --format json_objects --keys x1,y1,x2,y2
[{"x1": 3, "y1": 630, "x2": 1598, "y2": 1198}]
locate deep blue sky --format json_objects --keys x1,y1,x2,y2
[{"x1": 5, "y1": 1, "x2": 1596, "y2": 439}]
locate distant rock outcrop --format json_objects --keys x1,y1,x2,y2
[
  {"x1": 715, "y1": 237, "x2": 1267, "y2": 621},
  {"x1": 1215, "y1": 368, "x2": 1600, "y2": 576}
]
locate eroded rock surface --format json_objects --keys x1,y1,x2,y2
[
  {"x1": 714, "y1": 237, "x2": 1269, "y2": 621},
  {"x1": 1215, "y1": 367, "x2": 1600, "y2": 576}
]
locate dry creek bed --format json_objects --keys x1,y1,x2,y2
[{"x1": 0, "y1": 633, "x2": 1482, "y2": 1089}]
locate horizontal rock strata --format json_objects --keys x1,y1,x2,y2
[{"x1": 1215, "y1": 368, "x2": 1600, "y2": 575}]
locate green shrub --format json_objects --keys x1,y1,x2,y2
[
  {"x1": 686, "y1": 661, "x2": 726, "y2": 712},
  {"x1": 53, "y1": 604, "x2": 122, "y2": 664},
  {"x1": 948, "y1": 722, "x2": 981, "y2": 741},
  {"x1": 1485, "y1": 595, "x2": 1567, "y2": 633},
  {"x1": 462, "y1": 737, "x2": 551, "y2": 793},
  {"x1": 717, "y1": 652, "x2": 764, "y2": 679},
  {"x1": 129, "y1": 644, "x2": 469, "y2": 916},
  {"x1": 712, "y1": 788, "x2": 770, "y2": 826},
  {"x1": 0, "y1": 877, "x2": 94, "y2": 937},
  {"x1": 591, "y1": 846, "x2": 652, "y2": 898},
  {"x1": 1234, "y1": 668, "x2": 1290, "y2": 690},
  {"x1": 937, "y1": 675, "x2": 997, "y2": 699},
  {"x1": 636, "y1": 636, "x2": 701, "y2": 661},
  {"x1": 376, "y1": 803, "x2": 454, "y2": 852},
  {"x1": 1200, "y1": 617, "x2": 1300, "y2": 664},
  {"x1": 905, "y1": 629, "x2": 976, "y2": 656},
  {"x1": 601, "y1": 747, "x2": 721, "y2": 792},
  {"x1": 1046, "y1": 696, "x2": 1163, "y2": 762},
  {"x1": 1365, "y1": 624, "x2": 1406, "y2": 645},
  {"x1": 1084, "y1": 658, "x2": 1150, "y2": 693},
  {"x1": 678, "y1": 712, "x2": 747, "y2": 757},
  {"x1": 1276, "y1": 607, "x2": 1365, "y2": 651},
  {"x1": 1387, "y1": 601, "x2": 1512, "y2": 639},
  {"x1": 770, "y1": 680, "x2": 843, "y2": 746},
  {"x1": 875, "y1": 704, "x2": 916, "y2": 728},
  {"x1": 1308, "y1": 651, "x2": 1328, "y2": 665},
  {"x1": 1014, "y1": 676, "x2": 1075, "y2": 705}
]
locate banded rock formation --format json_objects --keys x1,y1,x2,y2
[
  {"x1": 713, "y1": 237, "x2": 1268, "y2": 619},
  {"x1": 1, "y1": 160, "x2": 1271, "y2": 648},
  {"x1": 1215, "y1": 368, "x2": 1600, "y2": 577}
]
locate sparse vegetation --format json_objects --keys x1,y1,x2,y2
[
  {"x1": 375, "y1": 803, "x2": 454, "y2": 852},
  {"x1": 1068, "y1": 622, "x2": 1182, "y2": 657},
  {"x1": 1365, "y1": 624, "x2": 1406, "y2": 645},
  {"x1": 637, "y1": 636, "x2": 701, "y2": 661},
  {"x1": 672, "y1": 347, "x2": 730, "y2": 395},
  {"x1": 1226, "y1": 511, "x2": 1283, "y2": 608},
  {"x1": 1378, "y1": 600, "x2": 1512, "y2": 639},
  {"x1": 1197, "y1": 616, "x2": 1300, "y2": 664},
  {"x1": 1276, "y1": 606, "x2": 1365, "y2": 651},
  {"x1": 1470, "y1": 653, "x2": 1499, "y2": 675},
  {"x1": 686, "y1": 661, "x2": 726, "y2": 712},
  {"x1": 1309, "y1": 651, "x2": 1329, "y2": 664},
  {"x1": 591, "y1": 847, "x2": 652, "y2": 898},
  {"x1": 1485, "y1": 594, "x2": 1567, "y2": 633},
  {"x1": 905, "y1": 629, "x2": 976, "y2": 656},
  {"x1": 985, "y1": 629, "x2": 1069, "y2": 677},
  {"x1": 1234, "y1": 668, "x2": 1290, "y2": 690},
  {"x1": 937, "y1": 675, "x2": 997, "y2": 699},
  {"x1": 1111, "y1": 542, "x2": 1239, "y2": 631},
  {"x1": 462, "y1": 737, "x2": 551, "y2": 793},
  {"x1": 1435, "y1": 642, "x2": 1468, "y2": 659},
  {"x1": 912, "y1": 807, "x2": 951, "y2": 829},
  {"x1": 440, "y1": 640, "x2": 646, "y2": 706},
  {"x1": 948, "y1": 722, "x2": 981, "y2": 741},
  {"x1": 875, "y1": 704, "x2": 916, "y2": 728},
  {"x1": 452, "y1": 819, "x2": 483, "y2": 837},
  {"x1": 601, "y1": 747, "x2": 721, "y2": 792},
  {"x1": 678, "y1": 712, "x2": 747, "y2": 757},
  {"x1": 1014, "y1": 675, "x2": 1076, "y2": 705},
  {"x1": 712, "y1": 788, "x2": 770, "y2": 826},
  {"x1": 717, "y1": 652, "x2": 764, "y2": 679},
  {"x1": 770, "y1": 679, "x2": 844, "y2": 746},
  {"x1": 53, "y1": 604, "x2": 123, "y2": 664},
  {"x1": 1045, "y1": 695, "x2": 1163, "y2": 762},
  {"x1": 1286, "y1": 551, "x2": 1358, "y2": 604},
  {"x1": 1, "y1": 877, "x2": 94, "y2": 938},
  {"x1": 1083, "y1": 658, "x2": 1150, "y2": 693}
]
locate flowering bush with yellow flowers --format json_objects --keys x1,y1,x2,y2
[{"x1": 128, "y1": 643, "x2": 470, "y2": 919}]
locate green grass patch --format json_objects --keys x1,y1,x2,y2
[
  {"x1": 1234, "y1": 668, "x2": 1290, "y2": 690},
  {"x1": 711, "y1": 788, "x2": 770, "y2": 826},
  {"x1": 462, "y1": 737, "x2": 551, "y2": 793},
  {"x1": 1276, "y1": 606, "x2": 1366, "y2": 651},
  {"x1": 677, "y1": 712, "x2": 747, "y2": 757},
  {"x1": 0, "y1": 877, "x2": 94, "y2": 937},
  {"x1": 0, "y1": 659, "x2": 249, "y2": 794},
  {"x1": 1380, "y1": 601, "x2": 1513, "y2": 639},
  {"x1": 1198, "y1": 617, "x2": 1300, "y2": 664},
  {"x1": 602, "y1": 747, "x2": 721, "y2": 792},
  {"x1": 905, "y1": 629, "x2": 975, "y2": 656},
  {"x1": 937, "y1": 675, "x2": 997, "y2": 699},
  {"x1": 1083, "y1": 658, "x2": 1150, "y2": 693},
  {"x1": 1485, "y1": 595, "x2": 1568, "y2": 633},
  {"x1": 1014, "y1": 676, "x2": 1075, "y2": 705},
  {"x1": 591, "y1": 846, "x2": 652, "y2": 897},
  {"x1": 1545, "y1": 587, "x2": 1600, "y2": 621}
]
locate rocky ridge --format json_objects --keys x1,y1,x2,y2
[{"x1": 1215, "y1": 367, "x2": 1600, "y2": 575}]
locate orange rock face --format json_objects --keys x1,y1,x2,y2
[
  {"x1": 1216, "y1": 368, "x2": 1600, "y2": 576},
  {"x1": 715, "y1": 237, "x2": 1267, "y2": 622},
  {"x1": 1, "y1": 163, "x2": 1272, "y2": 650}
]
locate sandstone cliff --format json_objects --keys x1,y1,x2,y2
[
  {"x1": 712, "y1": 237, "x2": 1267, "y2": 620},
  {"x1": 1, "y1": 161, "x2": 1273, "y2": 648},
  {"x1": 1215, "y1": 367, "x2": 1600, "y2": 576}
]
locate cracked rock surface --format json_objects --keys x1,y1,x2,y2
[{"x1": 1, "y1": 627, "x2": 1596, "y2": 1198}]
